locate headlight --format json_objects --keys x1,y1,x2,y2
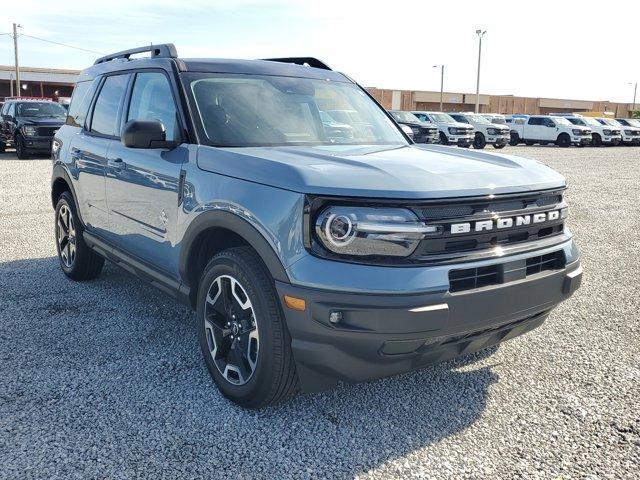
[
  {"x1": 603, "y1": 129, "x2": 611, "y2": 135},
  {"x1": 315, "y1": 206, "x2": 439, "y2": 258},
  {"x1": 572, "y1": 129, "x2": 582, "y2": 135},
  {"x1": 625, "y1": 129, "x2": 634, "y2": 135},
  {"x1": 22, "y1": 126, "x2": 37, "y2": 136},
  {"x1": 487, "y1": 128, "x2": 498, "y2": 135}
]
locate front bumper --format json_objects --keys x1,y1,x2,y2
[
  {"x1": 488, "y1": 134, "x2": 510, "y2": 145},
  {"x1": 22, "y1": 135, "x2": 53, "y2": 151},
  {"x1": 621, "y1": 135, "x2": 640, "y2": 144},
  {"x1": 277, "y1": 243, "x2": 582, "y2": 393},
  {"x1": 447, "y1": 134, "x2": 474, "y2": 146},
  {"x1": 603, "y1": 136, "x2": 622, "y2": 145},
  {"x1": 573, "y1": 136, "x2": 592, "y2": 146}
]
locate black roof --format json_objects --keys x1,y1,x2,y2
[{"x1": 79, "y1": 43, "x2": 350, "y2": 83}]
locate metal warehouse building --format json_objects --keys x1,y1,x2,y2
[
  {"x1": 367, "y1": 87, "x2": 633, "y2": 117},
  {"x1": 0, "y1": 65, "x2": 79, "y2": 101}
]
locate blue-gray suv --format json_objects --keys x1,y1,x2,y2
[{"x1": 51, "y1": 44, "x2": 582, "y2": 408}]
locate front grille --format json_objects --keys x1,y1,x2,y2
[
  {"x1": 449, "y1": 250, "x2": 565, "y2": 292},
  {"x1": 37, "y1": 126, "x2": 59, "y2": 137},
  {"x1": 411, "y1": 189, "x2": 567, "y2": 259}
]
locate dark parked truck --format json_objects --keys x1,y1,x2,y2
[
  {"x1": 0, "y1": 98, "x2": 66, "y2": 158},
  {"x1": 51, "y1": 45, "x2": 582, "y2": 408},
  {"x1": 388, "y1": 110, "x2": 439, "y2": 144}
]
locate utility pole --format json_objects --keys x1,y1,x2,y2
[
  {"x1": 475, "y1": 29, "x2": 487, "y2": 113},
  {"x1": 433, "y1": 65, "x2": 444, "y2": 111},
  {"x1": 13, "y1": 23, "x2": 21, "y2": 98},
  {"x1": 632, "y1": 82, "x2": 637, "y2": 112}
]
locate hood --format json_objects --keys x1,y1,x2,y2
[
  {"x1": 196, "y1": 144, "x2": 566, "y2": 199},
  {"x1": 436, "y1": 121, "x2": 471, "y2": 129},
  {"x1": 19, "y1": 116, "x2": 65, "y2": 126},
  {"x1": 488, "y1": 123, "x2": 510, "y2": 131}
]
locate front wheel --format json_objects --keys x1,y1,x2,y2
[
  {"x1": 55, "y1": 192, "x2": 104, "y2": 280},
  {"x1": 493, "y1": 144, "x2": 506, "y2": 149},
  {"x1": 592, "y1": 134, "x2": 603, "y2": 147},
  {"x1": 197, "y1": 247, "x2": 298, "y2": 409},
  {"x1": 556, "y1": 133, "x2": 571, "y2": 148},
  {"x1": 439, "y1": 131, "x2": 449, "y2": 145},
  {"x1": 473, "y1": 133, "x2": 486, "y2": 149},
  {"x1": 509, "y1": 132, "x2": 520, "y2": 146},
  {"x1": 15, "y1": 134, "x2": 28, "y2": 159}
]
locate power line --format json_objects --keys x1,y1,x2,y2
[{"x1": 18, "y1": 33, "x2": 105, "y2": 55}]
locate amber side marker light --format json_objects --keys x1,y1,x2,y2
[{"x1": 284, "y1": 295, "x2": 306, "y2": 311}]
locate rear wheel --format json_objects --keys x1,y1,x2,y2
[
  {"x1": 592, "y1": 133, "x2": 602, "y2": 147},
  {"x1": 15, "y1": 134, "x2": 28, "y2": 159},
  {"x1": 0, "y1": 141, "x2": 5, "y2": 153},
  {"x1": 556, "y1": 133, "x2": 571, "y2": 148},
  {"x1": 492, "y1": 144, "x2": 506, "y2": 149},
  {"x1": 509, "y1": 132, "x2": 520, "y2": 146},
  {"x1": 473, "y1": 133, "x2": 486, "y2": 149},
  {"x1": 55, "y1": 192, "x2": 104, "y2": 280},
  {"x1": 197, "y1": 247, "x2": 298, "y2": 409}
]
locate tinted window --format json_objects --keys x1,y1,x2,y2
[
  {"x1": 127, "y1": 72, "x2": 179, "y2": 142},
  {"x1": 0, "y1": 103, "x2": 6, "y2": 116},
  {"x1": 17, "y1": 102, "x2": 66, "y2": 118},
  {"x1": 544, "y1": 118, "x2": 556, "y2": 127},
  {"x1": 91, "y1": 74, "x2": 129, "y2": 137},
  {"x1": 528, "y1": 117, "x2": 542, "y2": 125},
  {"x1": 568, "y1": 118, "x2": 584, "y2": 125},
  {"x1": 7, "y1": 103, "x2": 15, "y2": 117},
  {"x1": 450, "y1": 114, "x2": 466, "y2": 123},
  {"x1": 67, "y1": 80, "x2": 97, "y2": 128}
]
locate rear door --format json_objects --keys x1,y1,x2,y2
[
  {"x1": 72, "y1": 73, "x2": 130, "y2": 232},
  {"x1": 526, "y1": 117, "x2": 545, "y2": 140},
  {"x1": 103, "y1": 70, "x2": 187, "y2": 275}
]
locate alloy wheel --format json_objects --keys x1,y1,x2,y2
[
  {"x1": 57, "y1": 205, "x2": 76, "y2": 268},
  {"x1": 203, "y1": 275, "x2": 259, "y2": 385}
]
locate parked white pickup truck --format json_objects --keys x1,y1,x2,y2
[
  {"x1": 609, "y1": 118, "x2": 640, "y2": 145},
  {"x1": 559, "y1": 114, "x2": 621, "y2": 147},
  {"x1": 507, "y1": 115, "x2": 592, "y2": 147},
  {"x1": 411, "y1": 111, "x2": 474, "y2": 147},
  {"x1": 449, "y1": 112, "x2": 510, "y2": 149}
]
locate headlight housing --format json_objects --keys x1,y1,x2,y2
[
  {"x1": 625, "y1": 129, "x2": 634, "y2": 135},
  {"x1": 603, "y1": 129, "x2": 611, "y2": 135},
  {"x1": 22, "y1": 126, "x2": 37, "y2": 136},
  {"x1": 487, "y1": 127, "x2": 498, "y2": 135},
  {"x1": 572, "y1": 129, "x2": 582, "y2": 135},
  {"x1": 314, "y1": 206, "x2": 438, "y2": 258}
]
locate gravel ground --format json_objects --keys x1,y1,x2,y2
[{"x1": 0, "y1": 146, "x2": 638, "y2": 479}]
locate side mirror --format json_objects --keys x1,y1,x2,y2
[{"x1": 121, "y1": 119, "x2": 177, "y2": 149}]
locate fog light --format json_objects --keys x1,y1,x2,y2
[{"x1": 329, "y1": 311, "x2": 343, "y2": 324}]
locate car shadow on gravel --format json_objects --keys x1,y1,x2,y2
[{"x1": 0, "y1": 256, "x2": 499, "y2": 479}]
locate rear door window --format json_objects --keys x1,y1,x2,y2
[
  {"x1": 67, "y1": 80, "x2": 98, "y2": 128},
  {"x1": 90, "y1": 74, "x2": 129, "y2": 137}
]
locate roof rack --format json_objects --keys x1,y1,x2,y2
[
  {"x1": 94, "y1": 43, "x2": 178, "y2": 65},
  {"x1": 261, "y1": 57, "x2": 332, "y2": 71}
]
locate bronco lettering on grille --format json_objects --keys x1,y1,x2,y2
[{"x1": 450, "y1": 210, "x2": 560, "y2": 234}]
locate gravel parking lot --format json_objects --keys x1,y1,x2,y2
[{"x1": 1, "y1": 145, "x2": 638, "y2": 479}]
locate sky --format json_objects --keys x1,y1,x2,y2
[{"x1": 2, "y1": 0, "x2": 640, "y2": 103}]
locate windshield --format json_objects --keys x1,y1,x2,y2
[
  {"x1": 390, "y1": 111, "x2": 421, "y2": 123},
  {"x1": 467, "y1": 114, "x2": 490, "y2": 125},
  {"x1": 489, "y1": 116, "x2": 506, "y2": 124},
  {"x1": 568, "y1": 118, "x2": 585, "y2": 126},
  {"x1": 626, "y1": 119, "x2": 640, "y2": 128},
  {"x1": 186, "y1": 73, "x2": 407, "y2": 147},
  {"x1": 551, "y1": 116, "x2": 572, "y2": 126},
  {"x1": 581, "y1": 117, "x2": 601, "y2": 126},
  {"x1": 429, "y1": 113, "x2": 456, "y2": 123},
  {"x1": 16, "y1": 102, "x2": 67, "y2": 118},
  {"x1": 601, "y1": 118, "x2": 621, "y2": 127}
]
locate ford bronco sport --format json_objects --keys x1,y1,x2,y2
[{"x1": 52, "y1": 44, "x2": 582, "y2": 408}]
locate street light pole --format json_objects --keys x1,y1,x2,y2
[
  {"x1": 475, "y1": 29, "x2": 486, "y2": 113},
  {"x1": 433, "y1": 64, "x2": 444, "y2": 111},
  {"x1": 632, "y1": 82, "x2": 637, "y2": 112},
  {"x1": 12, "y1": 23, "x2": 21, "y2": 98}
]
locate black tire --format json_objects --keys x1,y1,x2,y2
[
  {"x1": 15, "y1": 134, "x2": 28, "y2": 159},
  {"x1": 509, "y1": 132, "x2": 520, "y2": 146},
  {"x1": 540, "y1": 142, "x2": 549, "y2": 146},
  {"x1": 591, "y1": 134, "x2": 602, "y2": 147},
  {"x1": 55, "y1": 191, "x2": 104, "y2": 280},
  {"x1": 197, "y1": 246, "x2": 298, "y2": 409},
  {"x1": 556, "y1": 133, "x2": 571, "y2": 148},
  {"x1": 0, "y1": 141, "x2": 5, "y2": 153},
  {"x1": 439, "y1": 131, "x2": 449, "y2": 145},
  {"x1": 492, "y1": 144, "x2": 506, "y2": 149},
  {"x1": 525, "y1": 140, "x2": 535, "y2": 146},
  {"x1": 473, "y1": 133, "x2": 486, "y2": 149}
]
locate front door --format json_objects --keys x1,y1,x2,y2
[{"x1": 104, "y1": 71, "x2": 186, "y2": 276}]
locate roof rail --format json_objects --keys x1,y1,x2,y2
[
  {"x1": 94, "y1": 43, "x2": 178, "y2": 65},
  {"x1": 261, "y1": 57, "x2": 332, "y2": 71}
]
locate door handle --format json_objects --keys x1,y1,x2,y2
[{"x1": 107, "y1": 158, "x2": 125, "y2": 170}]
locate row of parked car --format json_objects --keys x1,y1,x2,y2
[{"x1": 387, "y1": 110, "x2": 640, "y2": 149}]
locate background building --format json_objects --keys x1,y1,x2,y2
[
  {"x1": 0, "y1": 65, "x2": 79, "y2": 101},
  {"x1": 367, "y1": 87, "x2": 633, "y2": 117}
]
